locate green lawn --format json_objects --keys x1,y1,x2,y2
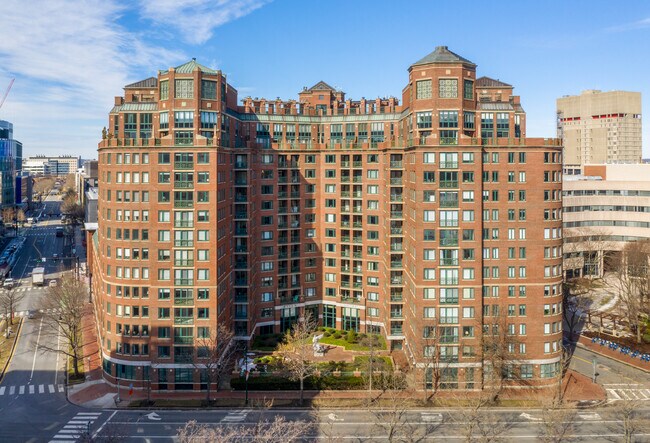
[{"x1": 318, "y1": 331, "x2": 387, "y2": 351}]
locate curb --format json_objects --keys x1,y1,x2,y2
[
  {"x1": 575, "y1": 341, "x2": 650, "y2": 374},
  {"x1": 0, "y1": 317, "x2": 24, "y2": 384}
]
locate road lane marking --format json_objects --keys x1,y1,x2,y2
[
  {"x1": 9, "y1": 386, "x2": 15, "y2": 395},
  {"x1": 30, "y1": 316, "x2": 44, "y2": 381},
  {"x1": 49, "y1": 384, "x2": 55, "y2": 393},
  {"x1": 0, "y1": 387, "x2": 4, "y2": 395},
  {"x1": 58, "y1": 384, "x2": 64, "y2": 392}
]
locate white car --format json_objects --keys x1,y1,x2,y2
[
  {"x1": 49, "y1": 279, "x2": 58, "y2": 287},
  {"x1": 3, "y1": 278, "x2": 15, "y2": 289}
]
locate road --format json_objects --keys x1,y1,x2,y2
[
  {"x1": 85, "y1": 406, "x2": 650, "y2": 441},
  {"x1": 0, "y1": 192, "x2": 87, "y2": 443}
]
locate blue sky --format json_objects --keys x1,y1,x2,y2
[{"x1": 0, "y1": 0, "x2": 649, "y2": 159}]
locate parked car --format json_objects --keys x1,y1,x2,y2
[
  {"x1": 3, "y1": 278, "x2": 15, "y2": 289},
  {"x1": 27, "y1": 310, "x2": 36, "y2": 319},
  {"x1": 49, "y1": 279, "x2": 58, "y2": 287}
]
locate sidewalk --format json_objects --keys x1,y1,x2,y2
[{"x1": 576, "y1": 334, "x2": 650, "y2": 373}]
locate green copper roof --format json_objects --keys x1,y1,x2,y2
[
  {"x1": 160, "y1": 58, "x2": 219, "y2": 75},
  {"x1": 412, "y1": 46, "x2": 476, "y2": 67}
]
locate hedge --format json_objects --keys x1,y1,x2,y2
[{"x1": 230, "y1": 374, "x2": 366, "y2": 391}]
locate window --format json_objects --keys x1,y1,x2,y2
[
  {"x1": 439, "y1": 78, "x2": 458, "y2": 98},
  {"x1": 416, "y1": 79, "x2": 432, "y2": 99},
  {"x1": 175, "y1": 79, "x2": 194, "y2": 99},
  {"x1": 417, "y1": 112, "x2": 432, "y2": 129}
]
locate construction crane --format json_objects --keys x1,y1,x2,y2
[{"x1": 0, "y1": 78, "x2": 15, "y2": 110}]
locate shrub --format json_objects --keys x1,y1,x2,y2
[
  {"x1": 323, "y1": 331, "x2": 331, "y2": 337},
  {"x1": 333, "y1": 332, "x2": 342, "y2": 339},
  {"x1": 346, "y1": 330, "x2": 358, "y2": 343}
]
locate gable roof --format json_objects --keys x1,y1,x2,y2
[
  {"x1": 160, "y1": 59, "x2": 219, "y2": 75},
  {"x1": 412, "y1": 46, "x2": 476, "y2": 67},
  {"x1": 476, "y1": 76, "x2": 512, "y2": 88},
  {"x1": 125, "y1": 77, "x2": 158, "y2": 89},
  {"x1": 305, "y1": 81, "x2": 337, "y2": 92}
]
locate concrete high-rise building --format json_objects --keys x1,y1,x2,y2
[
  {"x1": 22, "y1": 155, "x2": 80, "y2": 176},
  {"x1": 91, "y1": 47, "x2": 563, "y2": 392},
  {"x1": 557, "y1": 90, "x2": 642, "y2": 174}
]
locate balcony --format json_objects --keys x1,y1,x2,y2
[
  {"x1": 440, "y1": 258, "x2": 459, "y2": 266},
  {"x1": 353, "y1": 161, "x2": 363, "y2": 167},
  {"x1": 439, "y1": 138, "x2": 458, "y2": 146},
  {"x1": 278, "y1": 161, "x2": 299, "y2": 168},
  {"x1": 341, "y1": 281, "x2": 350, "y2": 288},
  {"x1": 234, "y1": 261, "x2": 248, "y2": 269},
  {"x1": 174, "y1": 336, "x2": 194, "y2": 344},
  {"x1": 174, "y1": 279, "x2": 194, "y2": 286},
  {"x1": 352, "y1": 191, "x2": 362, "y2": 198},
  {"x1": 174, "y1": 200, "x2": 193, "y2": 209},
  {"x1": 174, "y1": 259, "x2": 194, "y2": 267},
  {"x1": 440, "y1": 238, "x2": 459, "y2": 247},
  {"x1": 439, "y1": 181, "x2": 459, "y2": 189},
  {"x1": 174, "y1": 221, "x2": 193, "y2": 228},
  {"x1": 174, "y1": 161, "x2": 194, "y2": 170},
  {"x1": 390, "y1": 326, "x2": 404, "y2": 335},
  {"x1": 341, "y1": 296, "x2": 361, "y2": 303},
  {"x1": 352, "y1": 207, "x2": 362, "y2": 213},
  {"x1": 390, "y1": 194, "x2": 403, "y2": 202},
  {"x1": 390, "y1": 178, "x2": 403, "y2": 185},
  {"x1": 340, "y1": 191, "x2": 350, "y2": 198},
  {"x1": 341, "y1": 236, "x2": 351, "y2": 243},
  {"x1": 341, "y1": 250, "x2": 350, "y2": 257},
  {"x1": 174, "y1": 240, "x2": 194, "y2": 247},
  {"x1": 234, "y1": 161, "x2": 248, "y2": 169},
  {"x1": 234, "y1": 278, "x2": 248, "y2": 286},
  {"x1": 439, "y1": 199, "x2": 459, "y2": 208},
  {"x1": 390, "y1": 311, "x2": 403, "y2": 319},
  {"x1": 390, "y1": 294, "x2": 403, "y2": 302},
  {"x1": 278, "y1": 176, "x2": 288, "y2": 183},
  {"x1": 234, "y1": 212, "x2": 248, "y2": 220},
  {"x1": 390, "y1": 160, "x2": 403, "y2": 168},
  {"x1": 390, "y1": 244, "x2": 403, "y2": 252},
  {"x1": 235, "y1": 194, "x2": 248, "y2": 202},
  {"x1": 390, "y1": 211, "x2": 403, "y2": 218},
  {"x1": 340, "y1": 221, "x2": 350, "y2": 228},
  {"x1": 390, "y1": 227, "x2": 403, "y2": 235},
  {"x1": 391, "y1": 277, "x2": 403, "y2": 285},
  {"x1": 173, "y1": 297, "x2": 194, "y2": 306},
  {"x1": 291, "y1": 192, "x2": 301, "y2": 198},
  {"x1": 352, "y1": 177, "x2": 363, "y2": 183},
  {"x1": 341, "y1": 177, "x2": 351, "y2": 183},
  {"x1": 353, "y1": 282, "x2": 363, "y2": 289},
  {"x1": 174, "y1": 317, "x2": 194, "y2": 325},
  {"x1": 174, "y1": 181, "x2": 194, "y2": 189},
  {"x1": 278, "y1": 191, "x2": 288, "y2": 198},
  {"x1": 341, "y1": 161, "x2": 350, "y2": 167},
  {"x1": 439, "y1": 161, "x2": 459, "y2": 169},
  {"x1": 234, "y1": 229, "x2": 248, "y2": 236},
  {"x1": 235, "y1": 245, "x2": 248, "y2": 253},
  {"x1": 353, "y1": 222, "x2": 362, "y2": 228},
  {"x1": 390, "y1": 261, "x2": 403, "y2": 269},
  {"x1": 353, "y1": 251, "x2": 362, "y2": 258}
]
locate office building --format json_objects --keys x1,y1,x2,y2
[
  {"x1": 564, "y1": 164, "x2": 650, "y2": 278},
  {"x1": 22, "y1": 155, "x2": 80, "y2": 176},
  {"x1": 91, "y1": 47, "x2": 563, "y2": 391},
  {"x1": 0, "y1": 120, "x2": 19, "y2": 206},
  {"x1": 557, "y1": 90, "x2": 642, "y2": 175}
]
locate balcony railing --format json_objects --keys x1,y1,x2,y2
[
  {"x1": 174, "y1": 336, "x2": 194, "y2": 344},
  {"x1": 234, "y1": 278, "x2": 248, "y2": 286},
  {"x1": 440, "y1": 258, "x2": 459, "y2": 266},
  {"x1": 174, "y1": 181, "x2": 194, "y2": 189},
  {"x1": 439, "y1": 161, "x2": 458, "y2": 169},
  {"x1": 174, "y1": 240, "x2": 194, "y2": 247},
  {"x1": 390, "y1": 160, "x2": 403, "y2": 168},
  {"x1": 391, "y1": 211, "x2": 403, "y2": 218},
  {"x1": 173, "y1": 297, "x2": 194, "y2": 306},
  {"x1": 174, "y1": 161, "x2": 194, "y2": 170},
  {"x1": 234, "y1": 161, "x2": 248, "y2": 169},
  {"x1": 174, "y1": 221, "x2": 193, "y2": 228},
  {"x1": 174, "y1": 200, "x2": 193, "y2": 208},
  {"x1": 234, "y1": 212, "x2": 248, "y2": 219},
  {"x1": 390, "y1": 178, "x2": 403, "y2": 185},
  {"x1": 390, "y1": 194, "x2": 403, "y2": 202},
  {"x1": 439, "y1": 181, "x2": 459, "y2": 189},
  {"x1": 174, "y1": 279, "x2": 194, "y2": 286},
  {"x1": 390, "y1": 227, "x2": 403, "y2": 235},
  {"x1": 235, "y1": 246, "x2": 248, "y2": 253},
  {"x1": 174, "y1": 259, "x2": 194, "y2": 267},
  {"x1": 390, "y1": 327, "x2": 404, "y2": 335},
  {"x1": 439, "y1": 199, "x2": 459, "y2": 208},
  {"x1": 174, "y1": 317, "x2": 194, "y2": 325}
]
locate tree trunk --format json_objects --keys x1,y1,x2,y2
[
  {"x1": 300, "y1": 376, "x2": 304, "y2": 406},
  {"x1": 72, "y1": 356, "x2": 80, "y2": 377}
]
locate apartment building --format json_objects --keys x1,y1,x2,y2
[
  {"x1": 92, "y1": 47, "x2": 563, "y2": 391},
  {"x1": 557, "y1": 90, "x2": 642, "y2": 175},
  {"x1": 564, "y1": 164, "x2": 650, "y2": 278}
]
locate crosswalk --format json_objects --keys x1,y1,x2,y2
[
  {"x1": 221, "y1": 409, "x2": 249, "y2": 423},
  {"x1": 49, "y1": 411, "x2": 102, "y2": 442},
  {"x1": 0, "y1": 307, "x2": 60, "y2": 319},
  {"x1": 0, "y1": 383, "x2": 64, "y2": 397},
  {"x1": 605, "y1": 384, "x2": 650, "y2": 401},
  {"x1": 1, "y1": 286, "x2": 38, "y2": 293}
]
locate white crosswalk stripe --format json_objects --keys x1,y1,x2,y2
[
  {"x1": 221, "y1": 410, "x2": 249, "y2": 422},
  {"x1": 606, "y1": 388, "x2": 650, "y2": 401},
  {"x1": 49, "y1": 412, "x2": 102, "y2": 442},
  {"x1": 0, "y1": 384, "x2": 64, "y2": 397}
]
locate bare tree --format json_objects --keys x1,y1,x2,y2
[
  {"x1": 193, "y1": 324, "x2": 238, "y2": 404},
  {"x1": 276, "y1": 314, "x2": 318, "y2": 406},
  {"x1": 563, "y1": 227, "x2": 614, "y2": 279},
  {"x1": 40, "y1": 274, "x2": 87, "y2": 378},
  {"x1": 177, "y1": 416, "x2": 311, "y2": 443},
  {"x1": 608, "y1": 396, "x2": 650, "y2": 443},
  {"x1": 538, "y1": 400, "x2": 576, "y2": 443},
  {"x1": 455, "y1": 393, "x2": 511, "y2": 443},
  {"x1": 479, "y1": 310, "x2": 523, "y2": 402},
  {"x1": 0, "y1": 287, "x2": 25, "y2": 323},
  {"x1": 61, "y1": 195, "x2": 84, "y2": 223},
  {"x1": 607, "y1": 240, "x2": 650, "y2": 343},
  {"x1": 368, "y1": 372, "x2": 442, "y2": 443},
  {"x1": 33, "y1": 178, "x2": 55, "y2": 196},
  {"x1": 562, "y1": 280, "x2": 594, "y2": 341}
]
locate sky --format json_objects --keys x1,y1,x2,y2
[{"x1": 1, "y1": 0, "x2": 649, "y2": 160}]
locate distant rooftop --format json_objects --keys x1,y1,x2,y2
[
  {"x1": 476, "y1": 76, "x2": 512, "y2": 88},
  {"x1": 160, "y1": 58, "x2": 219, "y2": 75},
  {"x1": 125, "y1": 77, "x2": 158, "y2": 89}
]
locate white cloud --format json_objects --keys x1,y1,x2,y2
[
  {"x1": 0, "y1": 0, "x2": 184, "y2": 158},
  {"x1": 606, "y1": 17, "x2": 650, "y2": 33},
  {"x1": 140, "y1": 0, "x2": 270, "y2": 45}
]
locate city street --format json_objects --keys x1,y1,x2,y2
[{"x1": 0, "y1": 192, "x2": 85, "y2": 442}]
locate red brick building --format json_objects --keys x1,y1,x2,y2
[{"x1": 92, "y1": 47, "x2": 563, "y2": 391}]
